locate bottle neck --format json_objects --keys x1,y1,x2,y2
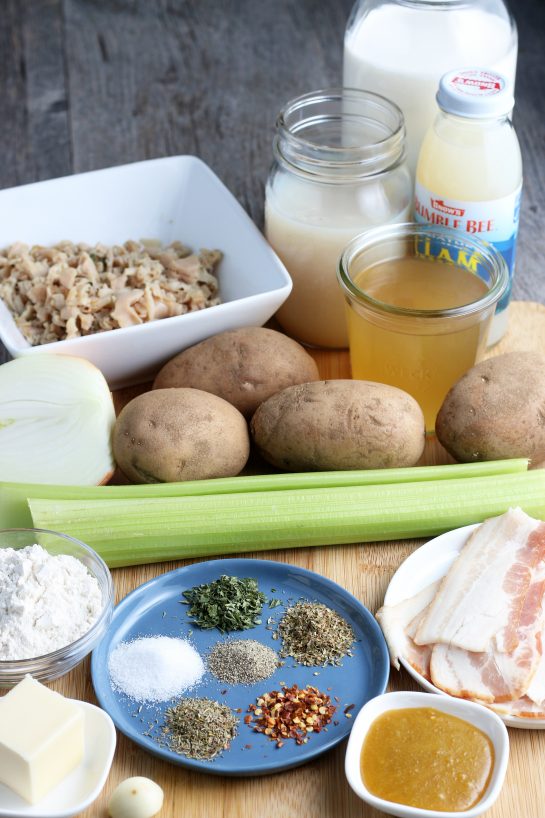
[
  {"x1": 438, "y1": 108, "x2": 511, "y2": 127},
  {"x1": 274, "y1": 88, "x2": 406, "y2": 182}
]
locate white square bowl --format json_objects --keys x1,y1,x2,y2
[
  {"x1": 0, "y1": 700, "x2": 116, "y2": 818},
  {"x1": 0, "y1": 156, "x2": 292, "y2": 389}
]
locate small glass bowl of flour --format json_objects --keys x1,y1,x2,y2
[{"x1": 0, "y1": 528, "x2": 114, "y2": 686}]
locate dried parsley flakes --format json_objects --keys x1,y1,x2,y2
[
  {"x1": 182, "y1": 574, "x2": 266, "y2": 632},
  {"x1": 277, "y1": 601, "x2": 355, "y2": 666},
  {"x1": 162, "y1": 697, "x2": 238, "y2": 760}
]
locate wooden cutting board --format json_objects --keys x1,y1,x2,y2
[{"x1": 6, "y1": 301, "x2": 545, "y2": 818}]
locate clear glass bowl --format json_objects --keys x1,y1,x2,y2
[{"x1": 0, "y1": 528, "x2": 114, "y2": 687}]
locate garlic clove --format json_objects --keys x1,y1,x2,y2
[{"x1": 108, "y1": 776, "x2": 164, "y2": 818}]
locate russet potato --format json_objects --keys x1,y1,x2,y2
[
  {"x1": 152, "y1": 327, "x2": 319, "y2": 417},
  {"x1": 250, "y1": 379, "x2": 426, "y2": 471},
  {"x1": 113, "y1": 388, "x2": 250, "y2": 483},
  {"x1": 436, "y1": 351, "x2": 545, "y2": 463}
]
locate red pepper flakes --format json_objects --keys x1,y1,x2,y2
[{"x1": 247, "y1": 684, "x2": 336, "y2": 747}]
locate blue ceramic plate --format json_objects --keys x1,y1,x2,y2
[{"x1": 91, "y1": 558, "x2": 389, "y2": 776}]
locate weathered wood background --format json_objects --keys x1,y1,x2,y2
[{"x1": 0, "y1": 0, "x2": 544, "y2": 369}]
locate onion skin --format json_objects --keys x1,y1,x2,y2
[{"x1": 98, "y1": 470, "x2": 115, "y2": 485}]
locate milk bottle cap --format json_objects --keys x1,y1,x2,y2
[{"x1": 436, "y1": 69, "x2": 515, "y2": 119}]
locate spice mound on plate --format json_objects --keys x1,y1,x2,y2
[
  {"x1": 247, "y1": 684, "x2": 336, "y2": 747},
  {"x1": 108, "y1": 636, "x2": 204, "y2": 702},
  {"x1": 182, "y1": 574, "x2": 266, "y2": 632},
  {"x1": 277, "y1": 602, "x2": 355, "y2": 666},
  {"x1": 0, "y1": 543, "x2": 102, "y2": 660},
  {"x1": 208, "y1": 639, "x2": 278, "y2": 685},
  {"x1": 162, "y1": 697, "x2": 238, "y2": 760}
]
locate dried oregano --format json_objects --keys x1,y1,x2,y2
[
  {"x1": 277, "y1": 601, "x2": 354, "y2": 666},
  {"x1": 181, "y1": 574, "x2": 266, "y2": 632}
]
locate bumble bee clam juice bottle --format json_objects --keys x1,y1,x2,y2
[
  {"x1": 343, "y1": 0, "x2": 517, "y2": 179},
  {"x1": 415, "y1": 69, "x2": 522, "y2": 344}
]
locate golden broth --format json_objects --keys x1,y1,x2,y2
[
  {"x1": 345, "y1": 256, "x2": 490, "y2": 431},
  {"x1": 360, "y1": 707, "x2": 494, "y2": 812}
]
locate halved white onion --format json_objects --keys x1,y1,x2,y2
[{"x1": 0, "y1": 354, "x2": 116, "y2": 485}]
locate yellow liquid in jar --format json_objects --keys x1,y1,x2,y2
[{"x1": 346, "y1": 256, "x2": 490, "y2": 431}]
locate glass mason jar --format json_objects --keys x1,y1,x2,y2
[
  {"x1": 337, "y1": 222, "x2": 509, "y2": 431},
  {"x1": 265, "y1": 88, "x2": 412, "y2": 349},
  {"x1": 343, "y1": 0, "x2": 518, "y2": 178}
]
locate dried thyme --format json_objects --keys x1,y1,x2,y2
[
  {"x1": 277, "y1": 602, "x2": 354, "y2": 666},
  {"x1": 162, "y1": 697, "x2": 238, "y2": 760},
  {"x1": 208, "y1": 639, "x2": 278, "y2": 685},
  {"x1": 181, "y1": 574, "x2": 266, "y2": 632}
]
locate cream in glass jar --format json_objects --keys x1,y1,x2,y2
[{"x1": 265, "y1": 89, "x2": 411, "y2": 348}]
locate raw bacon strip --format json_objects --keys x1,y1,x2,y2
[
  {"x1": 404, "y1": 642, "x2": 433, "y2": 680},
  {"x1": 375, "y1": 581, "x2": 439, "y2": 674},
  {"x1": 525, "y1": 630, "x2": 545, "y2": 706},
  {"x1": 489, "y1": 697, "x2": 545, "y2": 720},
  {"x1": 430, "y1": 632, "x2": 540, "y2": 703},
  {"x1": 430, "y1": 567, "x2": 545, "y2": 703},
  {"x1": 414, "y1": 508, "x2": 544, "y2": 653}
]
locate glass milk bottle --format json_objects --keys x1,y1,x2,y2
[
  {"x1": 415, "y1": 69, "x2": 522, "y2": 345},
  {"x1": 343, "y1": 0, "x2": 517, "y2": 179},
  {"x1": 265, "y1": 89, "x2": 411, "y2": 349}
]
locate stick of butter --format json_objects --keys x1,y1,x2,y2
[{"x1": 0, "y1": 675, "x2": 84, "y2": 804}]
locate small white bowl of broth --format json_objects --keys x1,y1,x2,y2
[{"x1": 344, "y1": 691, "x2": 509, "y2": 818}]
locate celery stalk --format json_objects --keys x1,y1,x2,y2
[
  {"x1": 27, "y1": 469, "x2": 545, "y2": 568},
  {"x1": 0, "y1": 458, "x2": 529, "y2": 530}
]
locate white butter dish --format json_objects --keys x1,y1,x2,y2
[{"x1": 0, "y1": 700, "x2": 116, "y2": 818}]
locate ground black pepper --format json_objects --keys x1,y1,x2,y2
[{"x1": 208, "y1": 639, "x2": 278, "y2": 685}]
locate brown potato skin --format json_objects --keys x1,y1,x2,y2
[
  {"x1": 152, "y1": 327, "x2": 320, "y2": 417},
  {"x1": 113, "y1": 388, "x2": 250, "y2": 483},
  {"x1": 435, "y1": 351, "x2": 545, "y2": 463},
  {"x1": 250, "y1": 380, "x2": 426, "y2": 471}
]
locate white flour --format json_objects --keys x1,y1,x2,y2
[{"x1": 0, "y1": 543, "x2": 103, "y2": 660}]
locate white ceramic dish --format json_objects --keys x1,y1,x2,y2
[
  {"x1": 0, "y1": 155, "x2": 292, "y2": 389},
  {"x1": 383, "y1": 523, "x2": 545, "y2": 729},
  {"x1": 0, "y1": 700, "x2": 116, "y2": 818},
  {"x1": 345, "y1": 690, "x2": 509, "y2": 818}
]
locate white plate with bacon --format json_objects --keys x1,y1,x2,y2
[{"x1": 378, "y1": 507, "x2": 545, "y2": 729}]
